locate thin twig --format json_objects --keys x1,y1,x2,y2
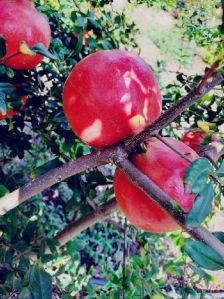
[
  {"x1": 0, "y1": 52, "x2": 21, "y2": 64},
  {"x1": 122, "y1": 218, "x2": 127, "y2": 299},
  {"x1": 55, "y1": 198, "x2": 118, "y2": 247}
]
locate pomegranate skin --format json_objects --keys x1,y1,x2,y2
[
  {"x1": 114, "y1": 137, "x2": 199, "y2": 233},
  {"x1": 0, "y1": 0, "x2": 51, "y2": 70},
  {"x1": 63, "y1": 49, "x2": 162, "y2": 148},
  {"x1": 181, "y1": 131, "x2": 206, "y2": 151},
  {"x1": 0, "y1": 96, "x2": 28, "y2": 119}
]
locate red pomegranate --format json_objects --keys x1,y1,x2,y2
[
  {"x1": 63, "y1": 49, "x2": 162, "y2": 148},
  {"x1": 181, "y1": 130, "x2": 206, "y2": 151},
  {"x1": 114, "y1": 137, "x2": 199, "y2": 233},
  {"x1": 0, "y1": 96, "x2": 28, "y2": 119},
  {"x1": 0, "y1": 0, "x2": 51, "y2": 70}
]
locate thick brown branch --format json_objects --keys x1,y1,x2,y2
[
  {"x1": 0, "y1": 70, "x2": 223, "y2": 217},
  {"x1": 113, "y1": 152, "x2": 224, "y2": 260},
  {"x1": 0, "y1": 147, "x2": 115, "y2": 215},
  {"x1": 55, "y1": 198, "x2": 118, "y2": 247}
]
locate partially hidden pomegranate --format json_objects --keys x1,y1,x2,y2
[
  {"x1": 114, "y1": 137, "x2": 199, "y2": 233},
  {"x1": 181, "y1": 130, "x2": 218, "y2": 151},
  {"x1": 0, "y1": 0, "x2": 51, "y2": 70},
  {"x1": 63, "y1": 49, "x2": 162, "y2": 148}
]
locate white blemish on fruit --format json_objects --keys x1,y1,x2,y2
[
  {"x1": 80, "y1": 119, "x2": 102, "y2": 143},
  {"x1": 123, "y1": 71, "x2": 131, "y2": 88},
  {"x1": 143, "y1": 99, "x2": 149, "y2": 120},
  {"x1": 129, "y1": 69, "x2": 147, "y2": 94},
  {"x1": 123, "y1": 69, "x2": 147, "y2": 93},
  {"x1": 120, "y1": 93, "x2": 131, "y2": 103},
  {"x1": 124, "y1": 102, "x2": 132, "y2": 115}
]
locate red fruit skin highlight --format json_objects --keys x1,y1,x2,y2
[
  {"x1": 114, "y1": 137, "x2": 199, "y2": 233},
  {"x1": 63, "y1": 49, "x2": 162, "y2": 148}
]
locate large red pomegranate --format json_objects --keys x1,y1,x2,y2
[
  {"x1": 0, "y1": 96, "x2": 27, "y2": 119},
  {"x1": 114, "y1": 137, "x2": 199, "y2": 233},
  {"x1": 63, "y1": 50, "x2": 162, "y2": 148},
  {"x1": 0, "y1": 0, "x2": 51, "y2": 70}
]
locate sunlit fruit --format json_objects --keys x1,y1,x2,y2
[{"x1": 63, "y1": 49, "x2": 162, "y2": 148}]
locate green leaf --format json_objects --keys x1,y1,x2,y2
[
  {"x1": 18, "y1": 287, "x2": 33, "y2": 299},
  {"x1": 184, "y1": 158, "x2": 213, "y2": 194},
  {"x1": 213, "y1": 232, "x2": 224, "y2": 243},
  {"x1": 186, "y1": 182, "x2": 214, "y2": 227},
  {"x1": 164, "y1": 262, "x2": 184, "y2": 276},
  {"x1": 32, "y1": 158, "x2": 60, "y2": 177},
  {"x1": 13, "y1": 240, "x2": 31, "y2": 252},
  {"x1": 189, "y1": 264, "x2": 214, "y2": 282},
  {"x1": 0, "y1": 82, "x2": 14, "y2": 93},
  {"x1": 0, "y1": 35, "x2": 6, "y2": 58},
  {"x1": 88, "y1": 17, "x2": 102, "y2": 29},
  {"x1": 217, "y1": 160, "x2": 224, "y2": 177},
  {"x1": 0, "y1": 184, "x2": 9, "y2": 197},
  {"x1": 184, "y1": 239, "x2": 224, "y2": 270},
  {"x1": 31, "y1": 43, "x2": 57, "y2": 60},
  {"x1": 46, "y1": 238, "x2": 60, "y2": 254},
  {"x1": 29, "y1": 261, "x2": 52, "y2": 299},
  {"x1": 75, "y1": 34, "x2": 83, "y2": 54},
  {"x1": 75, "y1": 15, "x2": 85, "y2": 27}
]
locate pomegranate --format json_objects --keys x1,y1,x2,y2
[
  {"x1": 63, "y1": 49, "x2": 162, "y2": 148},
  {"x1": 0, "y1": 0, "x2": 51, "y2": 70},
  {"x1": 114, "y1": 137, "x2": 199, "y2": 233}
]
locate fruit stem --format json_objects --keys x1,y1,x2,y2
[{"x1": 0, "y1": 52, "x2": 21, "y2": 64}]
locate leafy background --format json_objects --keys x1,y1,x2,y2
[{"x1": 0, "y1": 0, "x2": 224, "y2": 298}]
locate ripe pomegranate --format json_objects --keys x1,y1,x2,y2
[
  {"x1": 114, "y1": 137, "x2": 199, "y2": 233},
  {"x1": 0, "y1": 96, "x2": 27, "y2": 119},
  {"x1": 181, "y1": 130, "x2": 218, "y2": 151},
  {"x1": 63, "y1": 49, "x2": 162, "y2": 148},
  {"x1": 0, "y1": 0, "x2": 51, "y2": 70}
]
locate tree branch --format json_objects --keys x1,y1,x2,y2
[
  {"x1": 0, "y1": 70, "x2": 223, "y2": 219},
  {"x1": 55, "y1": 198, "x2": 118, "y2": 247},
  {"x1": 112, "y1": 151, "x2": 224, "y2": 260},
  {"x1": 0, "y1": 147, "x2": 115, "y2": 215},
  {"x1": 125, "y1": 70, "x2": 224, "y2": 151}
]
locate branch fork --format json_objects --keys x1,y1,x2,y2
[{"x1": 0, "y1": 66, "x2": 224, "y2": 258}]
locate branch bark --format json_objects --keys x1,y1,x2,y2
[
  {"x1": 1, "y1": 70, "x2": 223, "y2": 216},
  {"x1": 55, "y1": 198, "x2": 118, "y2": 247},
  {"x1": 0, "y1": 147, "x2": 114, "y2": 215}
]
